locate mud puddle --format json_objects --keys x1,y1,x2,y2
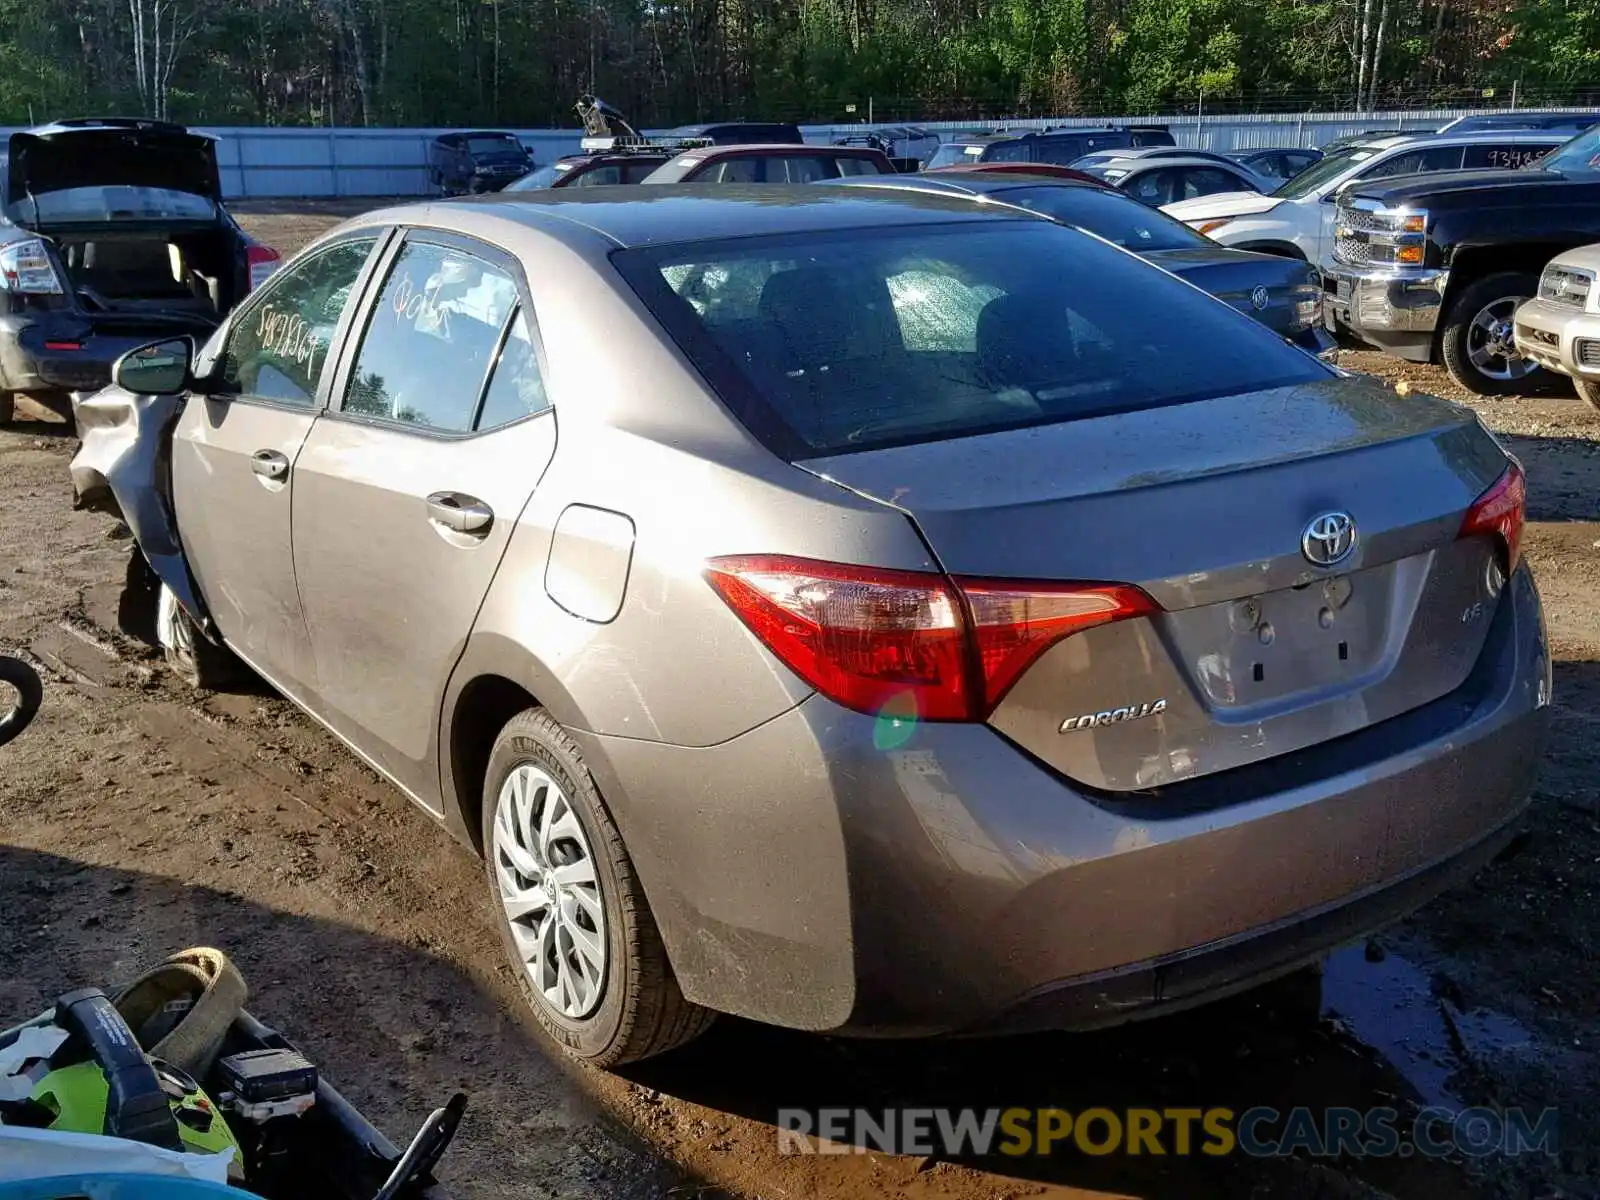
[{"x1": 1323, "y1": 941, "x2": 1542, "y2": 1109}]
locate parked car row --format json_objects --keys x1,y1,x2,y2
[{"x1": 1317, "y1": 123, "x2": 1600, "y2": 394}]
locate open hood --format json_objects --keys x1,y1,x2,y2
[{"x1": 7, "y1": 125, "x2": 222, "y2": 208}]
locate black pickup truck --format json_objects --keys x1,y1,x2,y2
[{"x1": 1323, "y1": 124, "x2": 1600, "y2": 394}]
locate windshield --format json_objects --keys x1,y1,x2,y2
[
  {"x1": 1541, "y1": 127, "x2": 1600, "y2": 175},
  {"x1": 507, "y1": 164, "x2": 564, "y2": 190},
  {"x1": 994, "y1": 184, "x2": 1210, "y2": 250},
  {"x1": 466, "y1": 135, "x2": 523, "y2": 156},
  {"x1": 11, "y1": 186, "x2": 216, "y2": 223},
  {"x1": 1272, "y1": 147, "x2": 1374, "y2": 199},
  {"x1": 927, "y1": 143, "x2": 985, "y2": 169},
  {"x1": 615, "y1": 221, "x2": 1326, "y2": 458}
]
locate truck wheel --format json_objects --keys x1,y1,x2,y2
[
  {"x1": 1576, "y1": 379, "x2": 1600, "y2": 413},
  {"x1": 482, "y1": 708, "x2": 715, "y2": 1067},
  {"x1": 1440, "y1": 272, "x2": 1543, "y2": 395},
  {"x1": 157, "y1": 583, "x2": 240, "y2": 691}
]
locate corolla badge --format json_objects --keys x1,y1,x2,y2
[
  {"x1": 1060, "y1": 699, "x2": 1167, "y2": 734},
  {"x1": 1302, "y1": 511, "x2": 1358, "y2": 567},
  {"x1": 1250, "y1": 285, "x2": 1271, "y2": 311}
]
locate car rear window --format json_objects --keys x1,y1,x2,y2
[
  {"x1": 993, "y1": 184, "x2": 1211, "y2": 251},
  {"x1": 614, "y1": 221, "x2": 1328, "y2": 458}
]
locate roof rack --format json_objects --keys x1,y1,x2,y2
[{"x1": 578, "y1": 134, "x2": 715, "y2": 154}]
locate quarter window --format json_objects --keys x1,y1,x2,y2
[
  {"x1": 342, "y1": 239, "x2": 519, "y2": 432},
  {"x1": 475, "y1": 308, "x2": 550, "y2": 430},
  {"x1": 218, "y1": 238, "x2": 376, "y2": 406}
]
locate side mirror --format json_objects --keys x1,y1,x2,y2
[{"x1": 113, "y1": 338, "x2": 193, "y2": 396}]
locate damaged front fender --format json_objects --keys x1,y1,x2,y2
[{"x1": 69, "y1": 385, "x2": 211, "y2": 635}]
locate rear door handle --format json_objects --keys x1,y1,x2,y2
[
  {"x1": 250, "y1": 449, "x2": 289, "y2": 481},
  {"x1": 426, "y1": 491, "x2": 494, "y2": 535}
]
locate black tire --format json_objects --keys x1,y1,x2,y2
[
  {"x1": 1439, "y1": 271, "x2": 1543, "y2": 396},
  {"x1": 0, "y1": 393, "x2": 15, "y2": 425},
  {"x1": 157, "y1": 582, "x2": 240, "y2": 691},
  {"x1": 0, "y1": 655, "x2": 43, "y2": 748},
  {"x1": 481, "y1": 708, "x2": 714, "y2": 1067},
  {"x1": 1576, "y1": 378, "x2": 1600, "y2": 413}
]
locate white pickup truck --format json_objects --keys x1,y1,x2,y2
[{"x1": 1163, "y1": 131, "x2": 1564, "y2": 261}]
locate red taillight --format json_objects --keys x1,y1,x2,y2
[
  {"x1": 246, "y1": 245, "x2": 281, "y2": 293},
  {"x1": 705, "y1": 555, "x2": 1157, "y2": 722},
  {"x1": 704, "y1": 556, "x2": 970, "y2": 720},
  {"x1": 1459, "y1": 462, "x2": 1526, "y2": 570},
  {"x1": 959, "y1": 579, "x2": 1159, "y2": 711},
  {"x1": 44, "y1": 341, "x2": 82, "y2": 351}
]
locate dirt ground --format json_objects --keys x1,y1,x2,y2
[{"x1": 0, "y1": 204, "x2": 1596, "y2": 1200}]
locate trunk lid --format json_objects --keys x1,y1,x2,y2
[
  {"x1": 1143, "y1": 246, "x2": 1319, "y2": 336},
  {"x1": 7, "y1": 125, "x2": 222, "y2": 211},
  {"x1": 797, "y1": 375, "x2": 1514, "y2": 790}
]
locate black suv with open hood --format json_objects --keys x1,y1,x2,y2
[{"x1": 0, "y1": 118, "x2": 277, "y2": 423}]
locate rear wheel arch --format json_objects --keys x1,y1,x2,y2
[{"x1": 441, "y1": 635, "x2": 593, "y2": 855}]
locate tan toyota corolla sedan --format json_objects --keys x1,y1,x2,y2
[{"x1": 73, "y1": 186, "x2": 1550, "y2": 1066}]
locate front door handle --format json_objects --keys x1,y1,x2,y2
[
  {"x1": 250, "y1": 449, "x2": 289, "y2": 481},
  {"x1": 426, "y1": 492, "x2": 494, "y2": 535}
]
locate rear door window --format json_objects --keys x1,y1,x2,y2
[
  {"x1": 1362, "y1": 145, "x2": 1466, "y2": 178},
  {"x1": 1461, "y1": 143, "x2": 1552, "y2": 170},
  {"x1": 1126, "y1": 169, "x2": 1171, "y2": 205},
  {"x1": 474, "y1": 308, "x2": 550, "y2": 430},
  {"x1": 772, "y1": 156, "x2": 835, "y2": 182},
  {"x1": 1035, "y1": 137, "x2": 1087, "y2": 165},
  {"x1": 573, "y1": 164, "x2": 625, "y2": 186},
  {"x1": 340, "y1": 238, "x2": 519, "y2": 432},
  {"x1": 1177, "y1": 167, "x2": 1247, "y2": 198},
  {"x1": 982, "y1": 140, "x2": 1032, "y2": 163},
  {"x1": 616, "y1": 221, "x2": 1327, "y2": 458},
  {"x1": 706, "y1": 157, "x2": 762, "y2": 183}
]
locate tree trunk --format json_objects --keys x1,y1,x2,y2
[
  {"x1": 1355, "y1": 0, "x2": 1374, "y2": 109},
  {"x1": 1367, "y1": 0, "x2": 1389, "y2": 110}
]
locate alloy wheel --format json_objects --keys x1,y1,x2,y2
[
  {"x1": 1466, "y1": 296, "x2": 1538, "y2": 382},
  {"x1": 492, "y1": 763, "x2": 608, "y2": 1019}
]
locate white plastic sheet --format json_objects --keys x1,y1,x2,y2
[{"x1": 0, "y1": 1127, "x2": 232, "y2": 1185}]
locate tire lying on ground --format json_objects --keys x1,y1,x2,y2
[{"x1": 482, "y1": 707, "x2": 715, "y2": 1066}]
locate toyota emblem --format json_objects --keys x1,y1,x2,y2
[
  {"x1": 1250, "y1": 285, "x2": 1271, "y2": 311},
  {"x1": 1303, "y1": 511, "x2": 1358, "y2": 567}
]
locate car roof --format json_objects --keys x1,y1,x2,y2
[
  {"x1": 386, "y1": 184, "x2": 1028, "y2": 250},
  {"x1": 1232, "y1": 146, "x2": 1317, "y2": 155},
  {"x1": 1360, "y1": 129, "x2": 1567, "y2": 149},
  {"x1": 673, "y1": 143, "x2": 881, "y2": 157},
  {"x1": 852, "y1": 170, "x2": 1100, "y2": 197},
  {"x1": 1099, "y1": 155, "x2": 1251, "y2": 171}
]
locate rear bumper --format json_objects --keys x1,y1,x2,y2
[
  {"x1": 576, "y1": 565, "x2": 1549, "y2": 1037},
  {"x1": 1513, "y1": 296, "x2": 1600, "y2": 380},
  {"x1": 1322, "y1": 263, "x2": 1449, "y2": 357},
  {"x1": 0, "y1": 314, "x2": 207, "y2": 395}
]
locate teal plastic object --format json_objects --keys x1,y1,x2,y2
[{"x1": 0, "y1": 1175, "x2": 254, "y2": 1200}]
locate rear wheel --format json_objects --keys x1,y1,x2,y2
[
  {"x1": 1440, "y1": 271, "x2": 1543, "y2": 395},
  {"x1": 1576, "y1": 378, "x2": 1600, "y2": 413},
  {"x1": 482, "y1": 708, "x2": 714, "y2": 1067},
  {"x1": 157, "y1": 582, "x2": 240, "y2": 691}
]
